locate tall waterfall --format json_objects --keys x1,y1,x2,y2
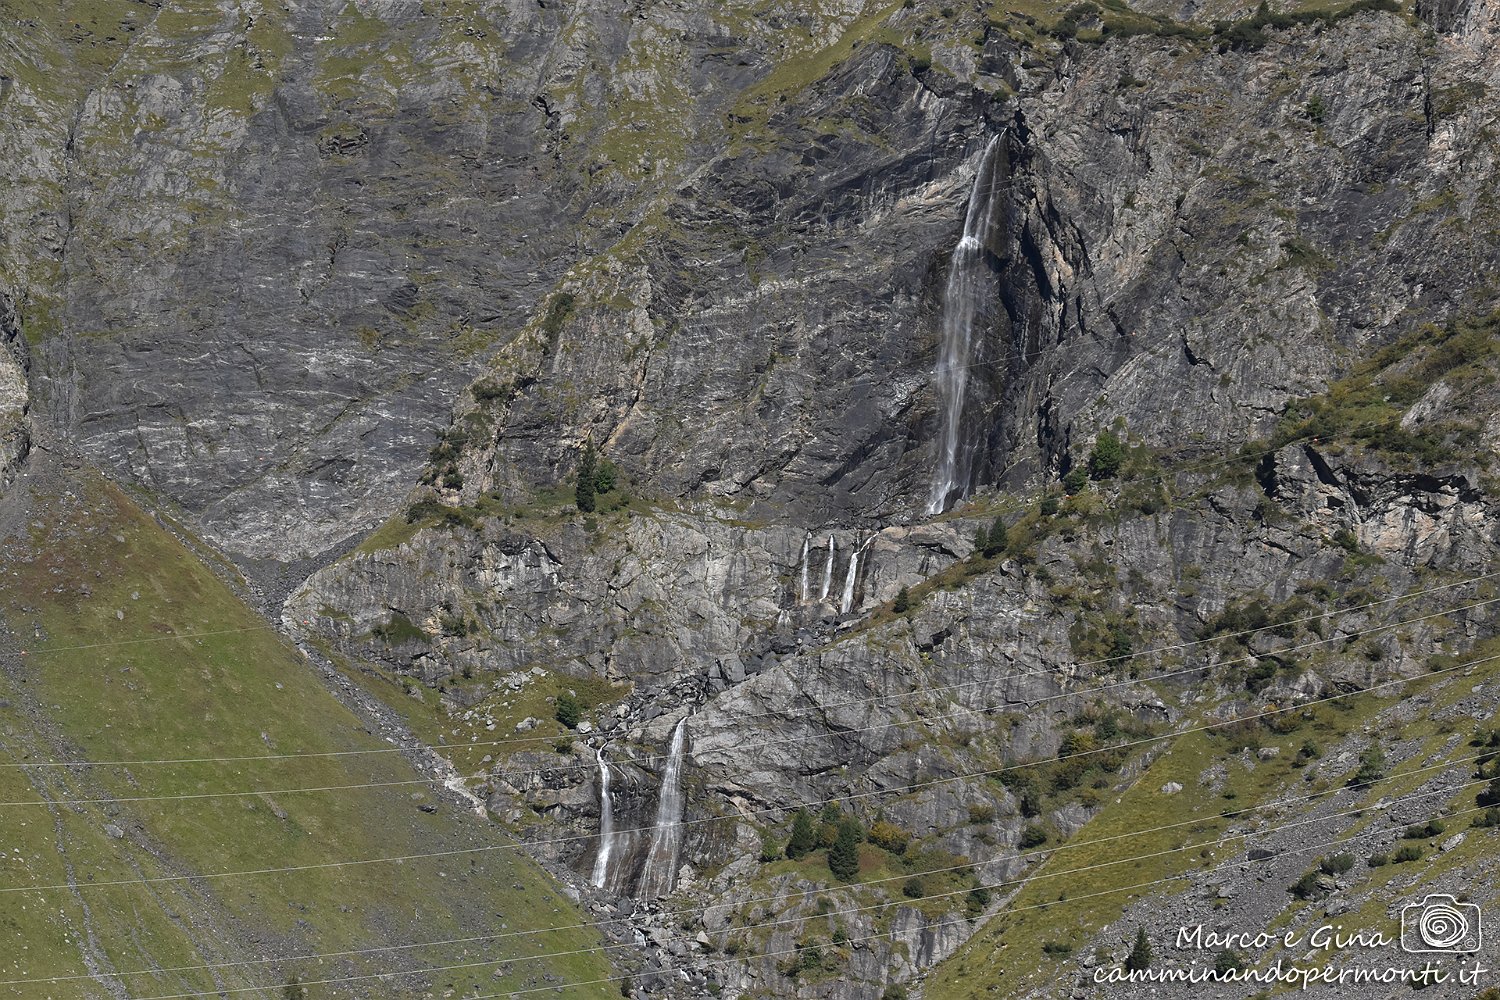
[
  {"x1": 798, "y1": 534, "x2": 811, "y2": 602},
  {"x1": 927, "y1": 134, "x2": 1006, "y2": 515},
  {"x1": 839, "y1": 538, "x2": 870, "y2": 615},
  {"x1": 636, "y1": 719, "x2": 688, "y2": 898},
  {"x1": 818, "y1": 535, "x2": 836, "y2": 601},
  {"x1": 590, "y1": 746, "x2": 616, "y2": 890}
]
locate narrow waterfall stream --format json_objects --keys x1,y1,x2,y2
[
  {"x1": 927, "y1": 134, "x2": 1006, "y2": 515},
  {"x1": 636, "y1": 718, "x2": 689, "y2": 898},
  {"x1": 798, "y1": 533, "x2": 811, "y2": 602},
  {"x1": 839, "y1": 538, "x2": 871, "y2": 615},
  {"x1": 591, "y1": 746, "x2": 616, "y2": 890},
  {"x1": 818, "y1": 534, "x2": 836, "y2": 601}
]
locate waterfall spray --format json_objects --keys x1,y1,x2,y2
[
  {"x1": 591, "y1": 746, "x2": 616, "y2": 890},
  {"x1": 927, "y1": 135, "x2": 1006, "y2": 515},
  {"x1": 839, "y1": 537, "x2": 874, "y2": 615},
  {"x1": 637, "y1": 719, "x2": 689, "y2": 898},
  {"x1": 798, "y1": 533, "x2": 811, "y2": 602},
  {"x1": 818, "y1": 535, "x2": 836, "y2": 601}
]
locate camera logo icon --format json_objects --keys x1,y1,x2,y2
[{"x1": 1401, "y1": 894, "x2": 1482, "y2": 953}]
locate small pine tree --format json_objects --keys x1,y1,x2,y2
[
  {"x1": 785, "y1": 809, "x2": 817, "y2": 859},
  {"x1": 555, "y1": 693, "x2": 582, "y2": 729},
  {"x1": 593, "y1": 458, "x2": 617, "y2": 494},
  {"x1": 1089, "y1": 430, "x2": 1124, "y2": 480},
  {"x1": 827, "y1": 818, "x2": 863, "y2": 881},
  {"x1": 972, "y1": 525, "x2": 988, "y2": 556},
  {"x1": 1062, "y1": 466, "x2": 1088, "y2": 495},
  {"x1": 892, "y1": 586, "x2": 911, "y2": 614},
  {"x1": 1125, "y1": 927, "x2": 1153, "y2": 972},
  {"x1": 983, "y1": 516, "x2": 1007, "y2": 557},
  {"x1": 575, "y1": 442, "x2": 598, "y2": 513}
]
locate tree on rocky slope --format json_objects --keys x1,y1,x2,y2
[
  {"x1": 1125, "y1": 927, "x2": 1153, "y2": 971},
  {"x1": 785, "y1": 809, "x2": 817, "y2": 859},
  {"x1": 575, "y1": 441, "x2": 598, "y2": 513},
  {"x1": 828, "y1": 818, "x2": 863, "y2": 881}
]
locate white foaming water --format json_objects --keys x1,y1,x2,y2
[
  {"x1": 839, "y1": 537, "x2": 874, "y2": 615},
  {"x1": 636, "y1": 719, "x2": 688, "y2": 898},
  {"x1": 591, "y1": 746, "x2": 616, "y2": 890},
  {"x1": 927, "y1": 135, "x2": 1006, "y2": 515},
  {"x1": 818, "y1": 535, "x2": 836, "y2": 601},
  {"x1": 798, "y1": 534, "x2": 811, "y2": 602}
]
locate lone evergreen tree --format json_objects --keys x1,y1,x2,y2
[
  {"x1": 1125, "y1": 927, "x2": 1153, "y2": 972},
  {"x1": 892, "y1": 586, "x2": 911, "y2": 614},
  {"x1": 554, "y1": 693, "x2": 582, "y2": 729},
  {"x1": 1089, "y1": 430, "x2": 1124, "y2": 480},
  {"x1": 575, "y1": 441, "x2": 598, "y2": 513},
  {"x1": 827, "y1": 818, "x2": 863, "y2": 881},
  {"x1": 785, "y1": 808, "x2": 817, "y2": 859},
  {"x1": 983, "y1": 516, "x2": 1007, "y2": 557}
]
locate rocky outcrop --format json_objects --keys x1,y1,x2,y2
[
  {"x1": 6, "y1": 0, "x2": 1500, "y2": 996},
  {"x1": 0, "y1": 290, "x2": 30, "y2": 489}
]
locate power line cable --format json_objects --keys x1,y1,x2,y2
[
  {"x1": 4, "y1": 646, "x2": 1493, "y2": 897},
  {"x1": 7, "y1": 587, "x2": 1495, "y2": 790},
  {"x1": 5, "y1": 740, "x2": 1489, "y2": 989}
]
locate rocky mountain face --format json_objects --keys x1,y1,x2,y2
[
  {"x1": 0, "y1": 288, "x2": 29, "y2": 489},
  {"x1": 4, "y1": 0, "x2": 1500, "y2": 997}
]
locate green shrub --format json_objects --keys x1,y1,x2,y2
[
  {"x1": 892, "y1": 586, "x2": 911, "y2": 614},
  {"x1": 1088, "y1": 430, "x2": 1124, "y2": 480},
  {"x1": 1320, "y1": 853, "x2": 1355, "y2": 875},
  {"x1": 1350, "y1": 746, "x2": 1386, "y2": 786},
  {"x1": 868, "y1": 820, "x2": 911, "y2": 854},
  {"x1": 1472, "y1": 807, "x2": 1500, "y2": 828},
  {"x1": 1062, "y1": 467, "x2": 1088, "y2": 494},
  {"x1": 1289, "y1": 869, "x2": 1324, "y2": 899},
  {"x1": 1368, "y1": 853, "x2": 1389, "y2": 867},
  {"x1": 902, "y1": 876, "x2": 925, "y2": 899},
  {"x1": 372, "y1": 611, "x2": 428, "y2": 645},
  {"x1": 1392, "y1": 844, "x2": 1424, "y2": 863},
  {"x1": 1403, "y1": 820, "x2": 1445, "y2": 839},
  {"x1": 554, "y1": 693, "x2": 582, "y2": 729},
  {"x1": 1018, "y1": 823, "x2": 1049, "y2": 849}
]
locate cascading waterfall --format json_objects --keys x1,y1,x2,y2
[
  {"x1": 839, "y1": 538, "x2": 870, "y2": 615},
  {"x1": 636, "y1": 718, "x2": 688, "y2": 898},
  {"x1": 818, "y1": 535, "x2": 836, "y2": 601},
  {"x1": 798, "y1": 533, "x2": 811, "y2": 602},
  {"x1": 590, "y1": 746, "x2": 616, "y2": 890},
  {"x1": 926, "y1": 134, "x2": 1006, "y2": 516}
]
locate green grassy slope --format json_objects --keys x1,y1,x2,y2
[
  {"x1": 923, "y1": 654, "x2": 1500, "y2": 998},
  {"x1": 0, "y1": 463, "x2": 615, "y2": 998}
]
